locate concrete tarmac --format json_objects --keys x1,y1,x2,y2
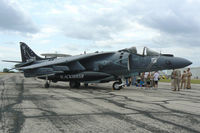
[{"x1": 0, "y1": 73, "x2": 200, "y2": 133}]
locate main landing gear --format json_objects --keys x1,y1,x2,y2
[
  {"x1": 69, "y1": 81, "x2": 80, "y2": 88},
  {"x1": 45, "y1": 81, "x2": 50, "y2": 88},
  {"x1": 84, "y1": 83, "x2": 88, "y2": 88}
]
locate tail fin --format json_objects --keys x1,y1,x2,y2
[{"x1": 20, "y1": 42, "x2": 44, "y2": 62}]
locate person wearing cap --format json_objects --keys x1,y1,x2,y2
[
  {"x1": 186, "y1": 68, "x2": 192, "y2": 89},
  {"x1": 181, "y1": 70, "x2": 187, "y2": 89}
]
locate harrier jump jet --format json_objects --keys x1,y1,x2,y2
[{"x1": 3, "y1": 42, "x2": 192, "y2": 90}]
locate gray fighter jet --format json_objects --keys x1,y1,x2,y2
[{"x1": 3, "y1": 42, "x2": 192, "y2": 90}]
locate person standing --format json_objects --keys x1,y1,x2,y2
[
  {"x1": 128, "y1": 77, "x2": 132, "y2": 86},
  {"x1": 171, "y1": 69, "x2": 176, "y2": 90},
  {"x1": 153, "y1": 71, "x2": 159, "y2": 88},
  {"x1": 173, "y1": 69, "x2": 181, "y2": 91},
  {"x1": 181, "y1": 70, "x2": 187, "y2": 89},
  {"x1": 150, "y1": 72, "x2": 154, "y2": 87},
  {"x1": 146, "y1": 72, "x2": 151, "y2": 88},
  {"x1": 131, "y1": 76, "x2": 136, "y2": 86},
  {"x1": 144, "y1": 72, "x2": 148, "y2": 87},
  {"x1": 140, "y1": 72, "x2": 145, "y2": 87},
  {"x1": 126, "y1": 78, "x2": 129, "y2": 86},
  {"x1": 172, "y1": 69, "x2": 178, "y2": 91},
  {"x1": 186, "y1": 68, "x2": 192, "y2": 89},
  {"x1": 176, "y1": 69, "x2": 181, "y2": 91}
]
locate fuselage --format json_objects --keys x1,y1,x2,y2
[{"x1": 6, "y1": 42, "x2": 192, "y2": 89}]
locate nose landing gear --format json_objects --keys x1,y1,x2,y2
[
  {"x1": 113, "y1": 81, "x2": 122, "y2": 90},
  {"x1": 112, "y1": 78, "x2": 126, "y2": 90}
]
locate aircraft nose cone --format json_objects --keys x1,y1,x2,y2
[
  {"x1": 172, "y1": 57, "x2": 192, "y2": 69},
  {"x1": 185, "y1": 59, "x2": 192, "y2": 66}
]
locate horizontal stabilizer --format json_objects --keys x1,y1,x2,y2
[{"x1": 2, "y1": 60, "x2": 22, "y2": 63}]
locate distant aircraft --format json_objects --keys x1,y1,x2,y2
[{"x1": 3, "y1": 42, "x2": 192, "y2": 90}]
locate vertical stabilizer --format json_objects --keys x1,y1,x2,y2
[{"x1": 20, "y1": 42, "x2": 43, "y2": 62}]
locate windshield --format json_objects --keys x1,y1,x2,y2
[{"x1": 145, "y1": 47, "x2": 160, "y2": 56}]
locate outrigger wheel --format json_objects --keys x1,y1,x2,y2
[{"x1": 113, "y1": 81, "x2": 122, "y2": 90}]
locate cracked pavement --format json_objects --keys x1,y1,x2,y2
[{"x1": 0, "y1": 73, "x2": 200, "y2": 133}]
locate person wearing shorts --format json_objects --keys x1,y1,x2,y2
[
  {"x1": 146, "y1": 72, "x2": 151, "y2": 88},
  {"x1": 153, "y1": 71, "x2": 159, "y2": 88}
]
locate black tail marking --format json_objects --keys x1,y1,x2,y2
[{"x1": 20, "y1": 42, "x2": 43, "y2": 62}]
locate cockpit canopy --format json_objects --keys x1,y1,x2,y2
[
  {"x1": 120, "y1": 47, "x2": 137, "y2": 54},
  {"x1": 119, "y1": 46, "x2": 174, "y2": 57},
  {"x1": 119, "y1": 47, "x2": 160, "y2": 56}
]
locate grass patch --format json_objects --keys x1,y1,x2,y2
[
  {"x1": 160, "y1": 79, "x2": 200, "y2": 84},
  {"x1": 160, "y1": 79, "x2": 171, "y2": 83},
  {"x1": 0, "y1": 72, "x2": 12, "y2": 75},
  {"x1": 191, "y1": 79, "x2": 200, "y2": 84}
]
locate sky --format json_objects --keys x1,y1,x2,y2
[{"x1": 0, "y1": 0, "x2": 200, "y2": 70}]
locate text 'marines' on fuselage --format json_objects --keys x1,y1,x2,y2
[{"x1": 3, "y1": 42, "x2": 192, "y2": 90}]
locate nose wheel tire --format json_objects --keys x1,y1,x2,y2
[{"x1": 113, "y1": 82, "x2": 122, "y2": 90}]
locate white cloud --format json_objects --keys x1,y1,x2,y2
[
  {"x1": 30, "y1": 26, "x2": 59, "y2": 40},
  {"x1": 1, "y1": 0, "x2": 200, "y2": 70},
  {"x1": 0, "y1": 0, "x2": 38, "y2": 34}
]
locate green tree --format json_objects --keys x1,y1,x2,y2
[{"x1": 3, "y1": 68, "x2": 9, "y2": 73}]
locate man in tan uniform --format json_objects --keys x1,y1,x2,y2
[
  {"x1": 173, "y1": 69, "x2": 181, "y2": 91},
  {"x1": 181, "y1": 70, "x2": 187, "y2": 89},
  {"x1": 187, "y1": 68, "x2": 192, "y2": 89},
  {"x1": 176, "y1": 69, "x2": 181, "y2": 91},
  {"x1": 171, "y1": 69, "x2": 175, "y2": 90}
]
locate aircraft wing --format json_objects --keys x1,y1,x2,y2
[{"x1": 17, "y1": 52, "x2": 114, "y2": 70}]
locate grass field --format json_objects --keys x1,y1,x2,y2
[
  {"x1": 160, "y1": 79, "x2": 200, "y2": 84},
  {"x1": 0, "y1": 72, "x2": 12, "y2": 75}
]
